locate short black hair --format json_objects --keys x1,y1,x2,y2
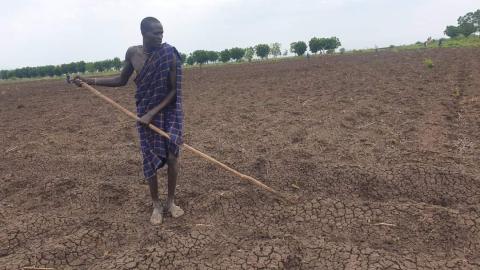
[{"x1": 140, "y1": 17, "x2": 160, "y2": 34}]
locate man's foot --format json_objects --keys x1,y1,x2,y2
[
  {"x1": 166, "y1": 203, "x2": 184, "y2": 218},
  {"x1": 150, "y1": 206, "x2": 163, "y2": 225}
]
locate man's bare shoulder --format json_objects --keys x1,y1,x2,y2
[{"x1": 126, "y1": 45, "x2": 143, "y2": 59}]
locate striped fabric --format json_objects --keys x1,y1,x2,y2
[{"x1": 134, "y1": 43, "x2": 183, "y2": 178}]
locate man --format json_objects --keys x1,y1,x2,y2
[{"x1": 74, "y1": 17, "x2": 184, "y2": 225}]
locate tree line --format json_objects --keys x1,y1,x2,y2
[
  {"x1": 185, "y1": 37, "x2": 341, "y2": 66},
  {"x1": 444, "y1": 9, "x2": 480, "y2": 38},
  {"x1": 1, "y1": 36, "x2": 342, "y2": 79},
  {"x1": 0, "y1": 58, "x2": 122, "y2": 80}
]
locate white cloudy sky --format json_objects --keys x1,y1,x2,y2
[{"x1": 0, "y1": 0, "x2": 478, "y2": 69}]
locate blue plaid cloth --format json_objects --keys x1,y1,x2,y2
[{"x1": 134, "y1": 43, "x2": 183, "y2": 178}]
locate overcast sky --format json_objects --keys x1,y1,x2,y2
[{"x1": 0, "y1": 0, "x2": 478, "y2": 69}]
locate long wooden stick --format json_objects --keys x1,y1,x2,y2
[{"x1": 76, "y1": 81, "x2": 290, "y2": 203}]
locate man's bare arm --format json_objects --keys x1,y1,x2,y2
[
  {"x1": 138, "y1": 54, "x2": 177, "y2": 125},
  {"x1": 74, "y1": 47, "x2": 135, "y2": 87}
]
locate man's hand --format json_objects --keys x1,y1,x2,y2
[
  {"x1": 138, "y1": 112, "x2": 154, "y2": 126},
  {"x1": 72, "y1": 75, "x2": 87, "y2": 87}
]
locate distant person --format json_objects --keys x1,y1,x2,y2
[
  {"x1": 73, "y1": 17, "x2": 184, "y2": 225},
  {"x1": 438, "y1": 38, "x2": 444, "y2": 47},
  {"x1": 424, "y1": 36, "x2": 433, "y2": 48}
]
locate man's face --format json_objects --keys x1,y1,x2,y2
[{"x1": 143, "y1": 22, "x2": 163, "y2": 48}]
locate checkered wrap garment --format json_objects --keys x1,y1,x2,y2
[{"x1": 134, "y1": 43, "x2": 183, "y2": 178}]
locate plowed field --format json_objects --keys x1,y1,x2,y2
[{"x1": 1, "y1": 48, "x2": 480, "y2": 269}]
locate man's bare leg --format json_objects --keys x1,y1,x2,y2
[
  {"x1": 165, "y1": 151, "x2": 184, "y2": 218},
  {"x1": 147, "y1": 175, "x2": 163, "y2": 225}
]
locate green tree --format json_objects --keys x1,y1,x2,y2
[
  {"x1": 325, "y1": 37, "x2": 341, "y2": 53},
  {"x1": 85, "y1": 62, "x2": 95, "y2": 73},
  {"x1": 60, "y1": 64, "x2": 69, "y2": 75},
  {"x1": 459, "y1": 22, "x2": 476, "y2": 37},
  {"x1": 445, "y1": 10, "x2": 480, "y2": 38},
  {"x1": 290, "y1": 41, "x2": 307, "y2": 56},
  {"x1": 54, "y1": 66, "x2": 62, "y2": 76},
  {"x1": 309, "y1": 37, "x2": 322, "y2": 54},
  {"x1": 0, "y1": 70, "x2": 8, "y2": 80},
  {"x1": 77, "y1": 61, "x2": 86, "y2": 73},
  {"x1": 7, "y1": 70, "x2": 15, "y2": 79},
  {"x1": 186, "y1": 55, "x2": 194, "y2": 65},
  {"x1": 270, "y1": 43, "x2": 281, "y2": 58},
  {"x1": 444, "y1": 25, "x2": 461, "y2": 38},
  {"x1": 179, "y1": 53, "x2": 187, "y2": 64},
  {"x1": 219, "y1": 49, "x2": 231, "y2": 63},
  {"x1": 255, "y1": 44, "x2": 270, "y2": 59},
  {"x1": 105, "y1": 59, "x2": 115, "y2": 70},
  {"x1": 16, "y1": 68, "x2": 23, "y2": 78},
  {"x1": 36, "y1": 66, "x2": 45, "y2": 77},
  {"x1": 244, "y1": 47, "x2": 254, "y2": 62},
  {"x1": 207, "y1": 51, "x2": 219, "y2": 63},
  {"x1": 229, "y1": 47, "x2": 245, "y2": 62},
  {"x1": 192, "y1": 50, "x2": 209, "y2": 65},
  {"x1": 458, "y1": 9, "x2": 480, "y2": 33},
  {"x1": 44, "y1": 65, "x2": 55, "y2": 77},
  {"x1": 93, "y1": 61, "x2": 103, "y2": 72},
  {"x1": 67, "y1": 62, "x2": 78, "y2": 73},
  {"x1": 112, "y1": 57, "x2": 122, "y2": 70}
]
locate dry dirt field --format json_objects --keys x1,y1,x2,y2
[{"x1": 1, "y1": 48, "x2": 480, "y2": 269}]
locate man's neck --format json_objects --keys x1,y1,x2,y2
[{"x1": 143, "y1": 43, "x2": 163, "y2": 53}]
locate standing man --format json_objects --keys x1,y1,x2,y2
[{"x1": 74, "y1": 17, "x2": 184, "y2": 225}]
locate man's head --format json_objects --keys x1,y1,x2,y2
[{"x1": 141, "y1": 17, "x2": 163, "y2": 50}]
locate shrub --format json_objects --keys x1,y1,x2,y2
[{"x1": 424, "y1": 58, "x2": 434, "y2": 68}]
